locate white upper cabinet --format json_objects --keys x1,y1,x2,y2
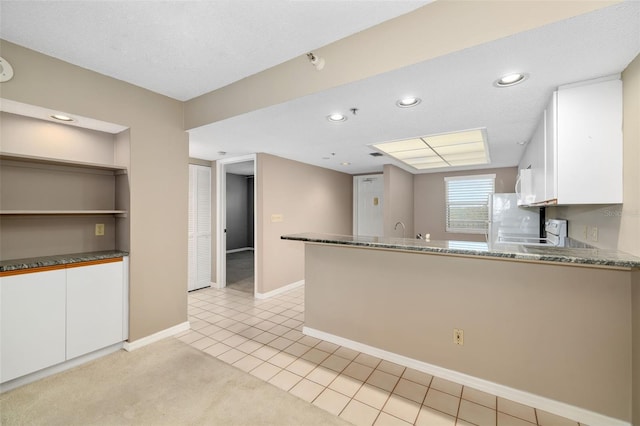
[
  {"x1": 555, "y1": 78, "x2": 623, "y2": 204},
  {"x1": 518, "y1": 77, "x2": 622, "y2": 205},
  {"x1": 543, "y1": 92, "x2": 558, "y2": 202},
  {"x1": 517, "y1": 101, "x2": 547, "y2": 205}
]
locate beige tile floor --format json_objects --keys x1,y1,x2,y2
[{"x1": 178, "y1": 286, "x2": 588, "y2": 426}]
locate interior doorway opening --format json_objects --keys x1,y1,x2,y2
[{"x1": 217, "y1": 156, "x2": 257, "y2": 294}]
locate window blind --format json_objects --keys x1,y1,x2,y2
[{"x1": 445, "y1": 174, "x2": 495, "y2": 234}]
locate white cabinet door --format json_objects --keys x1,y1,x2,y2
[
  {"x1": 556, "y1": 79, "x2": 623, "y2": 204},
  {"x1": 0, "y1": 269, "x2": 66, "y2": 383},
  {"x1": 543, "y1": 92, "x2": 558, "y2": 202},
  {"x1": 518, "y1": 78, "x2": 623, "y2": 206},
  {"x1": 517, "y1": 111, "x2": 544, "y2": 205},
  {"x1": 529, "y1": 116, "x2": 546, "y2": 204},
  {"x1": 66, "y1": 260, "x2": 124, "y2": 359}
]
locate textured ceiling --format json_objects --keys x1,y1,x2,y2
[
  {"x1": 188, "y1": 1, "x2": 640, "y2": 174},
  {"x1": 1, "y1": 1, "x2": 638, "y2": 176},
  {"x1": 0, "y1": 0, "x2": 429, "y2": 101}
]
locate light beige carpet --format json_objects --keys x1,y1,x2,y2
[{"x1": 0, "y1": 337, "x2": 351, "y2": 426}]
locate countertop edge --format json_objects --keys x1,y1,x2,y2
[
  {"x1": 281, "y1": 235, "x2": 640, "y2": 270},
  {"x1": 0, "y1": 250, "x2": 129, "y2": 272}
]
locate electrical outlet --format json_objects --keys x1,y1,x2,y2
[
  {"x1": 95, "y1": 223, "x2": 105, "y2": 236},
  {"x1": 453, "y1": 328, "x2": 464, "y2": 346},
  {"x1": 587, "y1": 226, "x2": 598, "y2": 242}
]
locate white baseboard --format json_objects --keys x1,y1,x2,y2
[
  {"x1": 226, "y1": 247, "x2": 254, "y2": 254},
  {"x1": 123, "y1": 321, "x2": 190, "y2": 352},
  {"x1": 1, "y1": 343, "x2": 122, "y2": 393},
  {"x1": 303, "y1": 327, "x2": 630, "y2": 426},
  {"x1": 255, "y1": 280, "x2": 304, "y2": 299}
]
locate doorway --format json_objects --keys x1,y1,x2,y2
[
  {"x1": 216, "y1": 155, "x2": 257, "y2": 294},
  {"x1": 225, "y1": 167, "x2": 254, "y2": 293},
  {"x1": 353, "y1": 174, "x2": 384, "y2": 237}
]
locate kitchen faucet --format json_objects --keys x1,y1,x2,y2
[{"x1": 394, "y1": 221, "x2": 406, "y2": 238}]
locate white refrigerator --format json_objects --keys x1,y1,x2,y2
[{"x1": 488, "y1": 193, "x2": 541, "y2": 245}]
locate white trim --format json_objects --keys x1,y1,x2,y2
[
  {"x1": 226, "y1": 247, "x2": 254, "y2": 254},
  {"x1": 303, "y1": 327, "x2": 630, "y2": 426},
  {"x1": 0, "y1": 343, "x2": 122, "y2": 393},
  {"x1": 123, "y1": 321, "x2": 190, "y2": 352},
  {"x1": 122, "y1": 256, "x2": 129, "y2": 341},
  {"x1": 255, "y1": 280, "x2": 304, "y2": 300},
  {"x1": 210, "y1": 281, "x2": 223, "y2": 290}
]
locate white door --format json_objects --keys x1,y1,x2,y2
[
  {"x1": 353, "y1": 175, "x2": 384, "y2": 237},
  {"x1": 188, "y1": 164, "x2": 211, "y2": 291}
]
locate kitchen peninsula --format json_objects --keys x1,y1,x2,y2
[{"x1": 282, "y1": 233, "x2": 640, "y2": 426}]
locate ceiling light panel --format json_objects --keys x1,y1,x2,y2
[
  {"x1": 412, "y1": 160, "x2": 449, "y2": 170},
  {"x1": 423, "y1": 129, "x2": 484, "y2": 147},
  {"x1": 371, "y1": 128, "x2": 489, "y2": 171},
  {"x1": 373, "y1": 138, "x2": 425, "y2": 153},
  {"x1": 391, "y1": 148, "x2": 437, "y2": 160}
]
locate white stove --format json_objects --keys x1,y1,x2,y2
[{"x1": 544, "y1": 219, "x2": 568, "y2": 247}]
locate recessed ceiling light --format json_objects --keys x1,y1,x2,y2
[
  {"x1": 494, "y1": 73, "x2": 528, "y2": 87},
  {"x1": 50, "y1": 114, "x2": 75, "y2": 122},
  {"x1": 396, "y1": 97, "x2": 421, "y2": 108},
  {"x1": 327, "y1": 113, "x2": 346, "y2": 122},
  {"x1": 341, "y1": 162, "x2": 351, "y2": 166}
]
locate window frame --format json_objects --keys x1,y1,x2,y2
[{"x1": 444, "y1": 173, "x2": 496, "y2": 234}]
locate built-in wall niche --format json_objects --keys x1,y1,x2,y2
[{"x1": 0, "y1": 111, "x2": 130, "y2": 260}]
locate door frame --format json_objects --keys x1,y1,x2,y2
[{"x1": 216, "y1": 154, "x2": 257, "y2": 292}]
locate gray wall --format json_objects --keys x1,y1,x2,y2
[
  {"x1": 226, "y1": 173, "x2": 254, "y2": 251},
  {"x1": 384, "y1": 164, "x2": 414, "y2": 238},
  {"x1": 256, "y1": 153, "x2": 353, "y2": 294}
]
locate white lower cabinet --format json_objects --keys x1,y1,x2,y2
[
  {"x1": 0, "y1": 258, "x2": 126, "y2": 384},
  {"x1": 66, "y1": 261, "x2": 124, "y2": 359},
  {"x1": 0, "y1": 269, "x2": 67, "y2": 383}
]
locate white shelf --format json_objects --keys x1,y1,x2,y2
[
  {"x1": 0, "y1": 152, "x2": 127, "y2": 173},
  {"x1": 0, "y1": 210, "x2": 127, "y2": 216}
]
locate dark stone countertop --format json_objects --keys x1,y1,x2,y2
[
  {"x1": 281, "y1": 233, "x2": 640, "y2": 270},
  {"x1": 0, "y1": 250, "x2": 129, "y2": 272}
]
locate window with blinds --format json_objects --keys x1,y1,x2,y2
[{"x1": 445, "y1": 174, "x2": 495, "y2": 234}]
